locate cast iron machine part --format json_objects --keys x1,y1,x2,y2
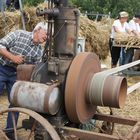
[{"x1": 1, "y1": 0, "x2": 140, "y2": 140}]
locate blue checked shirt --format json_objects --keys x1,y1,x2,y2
[{"x1": 0, "y1": 30, "x2": 43, "y2": 67}]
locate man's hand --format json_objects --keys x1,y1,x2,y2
[
  {"x1": 0, "y1": 48, "x2": 24, "y2": 64},
  {"x1": 11, "y1": 55, "x2": 24, "y2": 64}
]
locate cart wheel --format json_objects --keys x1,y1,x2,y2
[
  {"x1": 0, "y1": 129, "x2": 9, "y2": 140},
  {"x1": 0, "y1": 107, "x2": 60, "y2": 140},
  {"x1": 125, "y1": 122, "x2": 140, "y2": 140}
]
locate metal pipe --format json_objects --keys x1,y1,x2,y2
[
  {"x1": 36, "y1": 8, "x2": 59, "y2": 17},
  {"x1": 87, "y1": 75, "x2": 127, "y2": 108},
  {"x1": 10, "y1": 81, "x2": 62, "y2": 115},
  {"x1": 19, "y1": 0, "x2": 26, "y2": 30},
  {"x1": 74, "y1": 9, "x2": 80, "y2": 56},
  {"x1": 48, "y1": 20, "x2": 53, "y2": 58}
]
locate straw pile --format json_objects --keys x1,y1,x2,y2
[
  {"x1": 114, "y1": 33, "x2": 140, "y2": 49},
  {"x1": 0, "y1": 4, "x2": 46, "y2": 38},
  {"x1": 0, "y1": 5, "x2": 111, "y2": 59},
  {"x1": 79, "y1": 16, "x2": 110, "y2": 59},
  {"x1": 0, "y1": 11, "x2": 20, "y2": 37},
  {"x1": 95, "y1": 17, "x2": 114, "y2": 32}
]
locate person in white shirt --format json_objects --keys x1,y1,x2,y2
[
  {"x1": 109, "y1": 11, "x2": 131, "y2": 68},
  {"x1": 123, "y1": 14, "x2": 140, "y2": 66},
  {"x1": 130, "y1": 14, "x2": 140, "y2": 70},
  {"x1": 129, "y1": 14, "x2": 140, "y2": 35}
]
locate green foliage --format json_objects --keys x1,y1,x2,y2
[
  {"x1": 23, "y1": 0, "x2": 44, "y2": 6},
  {"x1": 22, "y1": 0, "x2": 140, "y2": 18},
  {"x1": 70, "y1": 0, "x2": 140, "y2": 18}
]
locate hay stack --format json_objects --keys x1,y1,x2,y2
[
  {"x1": 79, "y1": 16, "x2": 110, "y2": 60},
  {"x1": 114, "y1": 33, "x2": 140, "y2": 49},
  {"x1": 96, "y1": 18, "x2": 114, "y2": 32},
  {"x1": 0, "y1": 11, "x2": 20, "y2": 37},
  {"x1": 0, "y1": 5, "x2": 46, "y2": 38},
  {"x1": 23, "y1": 6, "x2": 44, "y2": 31},
  {"x1": 0, "y1": 6, "x2": 110, "y2": 59},
  {"x1": 0, "y1": 8, "x2": 41, "y2": 37}
]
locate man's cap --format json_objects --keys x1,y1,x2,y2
[
  {"x1": 33, "y1": 22, "x2": 48, "y2": 32},
  {"x1": 119, "y1": 11, "x2": 129, "y2": 18}
]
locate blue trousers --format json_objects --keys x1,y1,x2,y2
[
  {"x1": 120, "y1": 48, "x2": 134, "y2": 65},
  {"x1": 109, "y1": 38, "x2": 121, "y2": 66},
  {"x1": 0, "y1": 65, "x2": 19, "y2": 131}
]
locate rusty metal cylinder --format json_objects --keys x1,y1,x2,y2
[
  {"x1": 17, "y1": 64, "x2": 35, "y2": 81},
  {"x1": 54, "y1": 7, "x2": 78, "y2": 56},
  {"x1": 87, "y1": 74, "x2": 127, "y2": 108},
  {"x1": 10, "y1": 81, "x2": 62, "y2": 115}
]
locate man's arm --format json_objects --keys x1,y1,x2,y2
[
  {"x1": 129, "y1": 20, "x2": 139, "y2": 35},
  {"x1": 0, "y1": 48, "x2": 24, "y2": 64},
  {"x1": 112, "y1": 20, "x2": 121, "y2": 33},
  {"x1": 125, "y1": 22, "x2": 133, "y2": 35},
  {"x1": 113, "y1": 26, "x2": 121, "y2": 33},
  {"x1": 0, "y1": 31, "x2": 24, "y2": 64}
]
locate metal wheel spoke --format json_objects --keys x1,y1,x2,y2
[
  {"x1": 11, "y1": 112, "x2": 18, "y2": 140},
  {"x1": 27, "y1": 120, "x2": 37, "y2": 140}
]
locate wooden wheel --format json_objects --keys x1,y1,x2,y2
[{"x1": 0, "y1": 107, "x2": 60, "y2": 140}]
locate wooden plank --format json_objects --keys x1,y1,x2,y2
[{"x1": 127, "y1": 82, "x2": 140, "y2": 95}]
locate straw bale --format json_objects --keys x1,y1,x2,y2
[
  {"x1": 0, "y1": 6, "x2": 111, "y2": 59},
  {"x1": 79, "y1": 16, "x2": 110, "y2": 60},
  {"x1": 0, "y1": 11, "x2": 20, "y2": 37},
  {"x1": 114, "y1": 33, "x2": 140, "y2": 49},
  {"x1": 0, "y1": 5, "x2": 46, "y2": 38},
  {"x1": 23, "y1": 6, "x2": 45, "y2": 31},
  {"x1": 96, "y1": 18, "x2": 114, "y2": 32}
]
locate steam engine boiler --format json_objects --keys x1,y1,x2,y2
[{"x1": 8, "y1": 0, "x2": 129, "y2": 139}]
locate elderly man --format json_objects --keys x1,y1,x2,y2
[{"x1": 0, "y1": 23, "x2": 47, "y2": 139}]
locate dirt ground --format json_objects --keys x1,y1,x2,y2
[{"x1": 0, "y1": 56, "x2": 140, "y2": 139}]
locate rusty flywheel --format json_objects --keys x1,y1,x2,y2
[{"x1": 65, "y1": 52, "x2": 101, "y2": 123}]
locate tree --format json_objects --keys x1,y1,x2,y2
[
  {"x1": 23, "y1": 0, "x2": 44, "y2": 6},
  {"x1": 70, "y1": 0, "x2": 140, "y2": 18}
]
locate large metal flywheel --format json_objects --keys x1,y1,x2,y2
[{"x1": 65, "y1": 52, "x2": 101, "y2": 123}]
